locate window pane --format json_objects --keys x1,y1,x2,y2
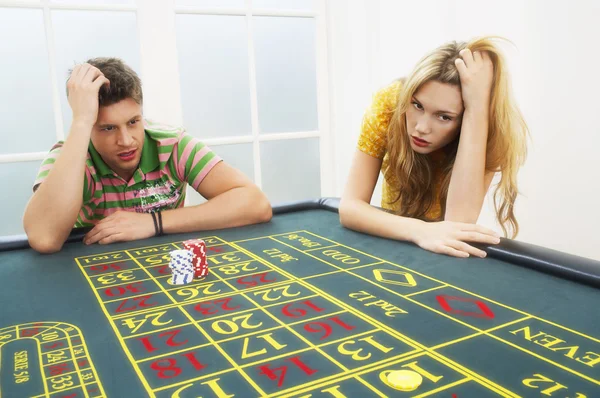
[
  {"x1": 215, "y1": 143, "x2": 255, "y2": 181},
  {"x1": 185, "y1": 143, "x2": 254, "y2": 206},
  {"x1": 50, "y1": 0, "x2": 135, "y2": 5},
  {"x1": 254, "y1": 16, "x2": 318, "y2": 133},
  {"x1": 260, "y1": 138, "x2": 320, "y2": 204},
  {"x1": 51, "y1": 10, "x2": 141, "y2": 134},
  {"x1": 0, "y1": 8, "x2": 56, "y2": 155},
  {"x1": 0, "y1": 161, "x2": 41, "y2": 236},
  {"x1": 176, "y1": 0, "x2": 244, "y2": 7},
  {"x1": 253, "y1": 0, "x2": 314, "y2": 10},
  {"x1": 176, "y1": 14, "x2": 252, "y2": 138}
]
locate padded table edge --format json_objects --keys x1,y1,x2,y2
[{"x1": 2, "y1": 197, "x2": 599, "y2": 288}]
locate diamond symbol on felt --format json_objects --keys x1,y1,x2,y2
[
  {"x1": 373, "y1": 269, "x2": 417, "y2": 287},
  {"x1": 436, "y1": 295, "x2": 495, "y2": 319}
]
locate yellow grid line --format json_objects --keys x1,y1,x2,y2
[
  {"x1": 271, "y1": 237, "x2": 489, "y2": 332},
  {"x1": 404, "y1": 285, "x2": 448, "y2": 297},
  {"x1": 231, "y1": 231, "x2": 306, "y2": 244},
  {"x1": 414, "y1": 377, "x2": 471, "y2": 398},
  {"x1": 292, "y1": 233, "x2": 600, "y2": 347},
  {"x1": 303, "y1": 244, "x2": 341, "y2": 252},
  {"x1": 147, "y1": 234, "x2": 399, "y2": 396},
  {"x1": 237, "y1": 235, "x2": 518, "y2": 397},
  {"x1": 30, "y1": 380, "x2": 103, "y2": 398},
  {"x1": 487, "y1": 332, "x2": 600, "y2": 385},
  {"x1": 273, "y1": 351, "x2": 484, "y2": 398},
  {"x1": 153, "y1": 340, "x2": 419, "y2": 395},
  {"x1": 296, "y1": 231, "x2": 600, "y2": 385},
  {"x1": 34, "y1": 324, "x2": 92, "y2": 398},
  {"x1": 121, "y1": 293, "x2": 321, "y2": 340},
  {"x1": 118, "y1": 243, "x2": 179, "y2": 260},
  {"x1": 430, "y1": 316, "x2": 532, "y2": 350},
  {"x1": 298, "y1": 231, "x2": 600, "y2": 384},
  {"x1": 73, "y1": 228, "x2": 600, "y2": 397},
  {"x1": 210, "y1": 249, "x2": 352, "y2": 373},
  {"x1": 85, "y1": 254, "x2": 254, "y2": 286},
  {"x1": 108, "y1": 279, "x2": 299, "y2": 321},
  {"x1": 229, "y1": 241, "x2": 417, "y2": 397},
  {"x1": 78, "y1": 237, "x2": 224, "y2": 267},
  {"x1": 301, "y1": 261, "x2": 384, "y2": 281},
  {"x1": 203, "y1": 238, "x2": 390, "y2": 397},
  {"x1": 82, "y1": 255, "x2": 149, "y2": 397},
  {"x1": 34, "y1": 325, "x2": 51, "y2": 398},
  {"x1": 136, "y1": 309, "x2": 348, "y2": 364},
  {"x1": 273, "y1": 352, "x2": 429, "y2": 398},
  {"x1": 151, "y1": 368, "x2": 235, "y2": 393},
  {"x1": 7, "y1": 322, "x2": 106, "y2": 398},
  {"x1": 305, "y1": 231, "x2": 594, "y2": 327},
  {"x1": 248, "y1": 347, "x2": 422, "y2": 397},
  {"x1": 78, "y1": 250, "x2": 222, "y2": 398},
  {"x1": 98, "y1": 267, "x2": 290, "y2": 305},
  {"x1": 125, "y1": 246, "x2": 269, "y2": 397}
]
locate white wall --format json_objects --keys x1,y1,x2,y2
[{"x1": 328, "y1": 0, "x2": 600, "y2": 260}]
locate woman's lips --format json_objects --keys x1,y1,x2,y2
[{"x1": 412, "y1": 136, "x2": 430, "y2": 147}]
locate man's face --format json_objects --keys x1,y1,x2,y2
[{"x1": 90, "y1": 98, "x2": 144, "y2": 181}]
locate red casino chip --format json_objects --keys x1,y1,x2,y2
[
  {"x1": 183, "y1": 239, "x2": 203, "y2": 257},
  {"x1": 194, "y1": 258, "x2": 209, "y2": 278},
  {"x1": 183, "y1": 239, "x2": 208, "y2": 279}
]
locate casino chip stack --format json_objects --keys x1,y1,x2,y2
[
  {"x1": 383, "y1": 370, "x2": 423, "y2": 391},
  {"x1": 183, "y1": 239, "x2": 209, "y2": 279},
  {"x1": 168, "y1": 249, "x2": 195, "y2": 285}
]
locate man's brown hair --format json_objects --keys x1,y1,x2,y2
[{"x1": 67, "y1": 57, "x2": 143, "y2": 106}]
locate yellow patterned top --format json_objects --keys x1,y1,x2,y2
[{"x1": 358, "y1": 80, "x2": 445, "y2": 220}]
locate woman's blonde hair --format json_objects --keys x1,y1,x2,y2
[{"x1": 385, "y1": 36, "x2": 528, "y2": 237}]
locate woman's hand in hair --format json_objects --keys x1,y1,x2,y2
[
  {"x1": 413, "y1": 220, "x2": 501, "y2": 258},
  {"x1": 455, "y1": 49, "x2": 493, "y2": 111}
]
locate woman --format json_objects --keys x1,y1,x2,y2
[{"x1": 339, "y1": 37, "x2": 528, "y2": 258}]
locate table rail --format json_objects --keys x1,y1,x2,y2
[{"x1": 2, "y1": 197, "x2": 599, "y2": 288}]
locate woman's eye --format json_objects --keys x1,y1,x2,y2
[
  {"x1": 439, "y1": 115, "x2": 452, "y2": 121},
  {"x1": 412, "y1": 102, "x2": 423, "y2": 110}
]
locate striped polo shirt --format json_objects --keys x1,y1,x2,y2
[{"x1": 33, "y1": 120, "x2": 222, "y2": 227}]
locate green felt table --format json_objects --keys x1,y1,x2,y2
[{"x1": 1, "y1": 199, "x2": 599, "y2": 398}]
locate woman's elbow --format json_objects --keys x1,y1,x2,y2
[
  {"x1": 444, "y1": 210, "x2": 480, "y2": 224},
  {"x1": 338, "y1": 198, "x2": 355, "y2": 228}
]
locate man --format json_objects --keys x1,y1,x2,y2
[{"x1": 23, "y1": 58, "x2": 272, "y2": 254}]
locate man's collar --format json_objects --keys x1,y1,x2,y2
[
  {"x1": 88, "y1": 132, "x2": 159, "y2": 178},
  {"x1": 139, "y1": 132, "x2": 159, "y2": 173}
]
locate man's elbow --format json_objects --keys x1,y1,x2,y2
[
  {"x1": 27, "y1": 234, "x2": 64, "y2": 254},
  {"x1": 24, "y1": 220, "x2": 64, "y2": 254},
  {"x1": 260, "y1": 203, "x2": 273, "y2": 223},
  {"x1": 250, "y1": 188, "x2": 272, "y2": 224}
]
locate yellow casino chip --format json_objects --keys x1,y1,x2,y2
[{"x1": 385, "y1": 370, "x2": 423, "y2": 391}]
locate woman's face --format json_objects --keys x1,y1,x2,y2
[{"x1": 406, "y1": 80, "x2": 464, "y2": 154}]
